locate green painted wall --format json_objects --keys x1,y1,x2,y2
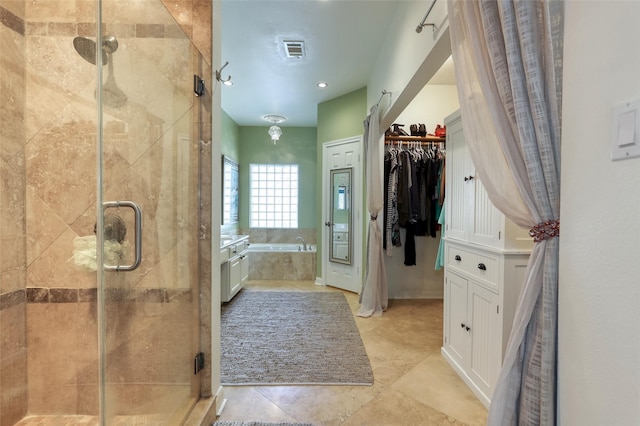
[
  {"x1": 315, "y1": 87, "x2": 368, "y2": 278},
  {"x1": 221, "y1": 109, "x2": 240, "y2": 161},
  {"x1": 238, "y1": 126, "x2": 317, "y2": 229},
  {"x1": 221, "y1": 110, "x2": 241, "y2": 234},
  {"x1": 317, "y1": 86, "x2": 368, "y2": 143}
]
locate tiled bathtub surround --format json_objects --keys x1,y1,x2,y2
[{"x1": 242, "y1": 228, "x2": 318, "y2": 281}]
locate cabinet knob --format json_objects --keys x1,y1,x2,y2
[
  {"x1": 454, "y1": 255, "x2": 461, "y2": 261},
  {"x1": 477, "y1": 263, "x2": 487, "y2": 271},
  {"x1": 464, "y1": 175, "x2": 475, "y2": 181},
  {"x1": 460, "y1": 323, "x2": 465, "y2": 328},
  {"x1": 465, "y1": 326, "x2": 471, "y2": 332}
]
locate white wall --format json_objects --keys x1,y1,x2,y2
[
  {"x1": 558, "y1": 2, "x2": 640, "y2": 425},
  {"x1": 367, "y1": 0, "x2": 451, "y2": 129},
  {"x1": 395, "y1": 85, "x2": 459, "y2": 136}
]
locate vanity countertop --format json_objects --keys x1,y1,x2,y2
[{"x1": 220, "y1": 234, "x2": 249, "y2": 249}]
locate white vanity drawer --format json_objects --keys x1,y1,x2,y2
[{"x1": 220, "y1": 247, "x2": 230, "y2": 264}]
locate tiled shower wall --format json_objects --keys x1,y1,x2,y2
[
  {"x1": 0, "y1": 1, "x2": 28, "y2": 423},
  {"x1": 0, "y1": 0, "x2": 213, "y2": 423}
]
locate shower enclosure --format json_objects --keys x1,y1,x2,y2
[{"x1": 0, "y1": 0, "x2": 212, "y2": 424}]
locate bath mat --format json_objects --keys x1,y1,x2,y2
[{"x1": 221, "y1": 290, "x2": 373, "y2": 385}]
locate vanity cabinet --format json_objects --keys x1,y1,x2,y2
[
  {"x1": 221, "y1": 236, "x2": 249, "y2": 303},
  {"x1": 441, "y1": 110, "x2": 532, "y2": 407}
]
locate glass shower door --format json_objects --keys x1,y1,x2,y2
[{"x1": 97, "y1": 0, "x2": 201, "y2": 422}]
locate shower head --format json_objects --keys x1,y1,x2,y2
[{"x1": 73, "y1": 35, "x2": 119, "y2": 65}]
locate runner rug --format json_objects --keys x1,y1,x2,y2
[{"x1": 221, "y1": 290, "x2": 373, "y2": 385}]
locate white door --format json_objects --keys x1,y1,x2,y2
[{"x1": 322, "y1": 137, "x2": 362, "y2": 293}]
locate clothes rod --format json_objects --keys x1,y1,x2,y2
[
  {"x1": 416, "y1": 0, "x2": 438, "y2": 33},
  {"x1": 385, "y1": 135, "x2": 445, "y2": 143}
]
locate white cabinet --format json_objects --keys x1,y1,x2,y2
[
  {"x1": 441, "y1": 110, "x2": 532, "y2": 408},
  {"x1": 444, "y1": 111, "x2": 531, "y2": 251},
  {"x1": 221, "y1": 236, "x2": 249, "y2": 303},
  {"x1": 442, "y1": 242, "x2": 528, "y2": 406}
]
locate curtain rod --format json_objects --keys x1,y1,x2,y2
[
  {"x1": 416, "y1": 0, "x2": 438, "y2": 33},
  {"x1": 375, "y1": 90, "x2": 391, "y2": 108}
]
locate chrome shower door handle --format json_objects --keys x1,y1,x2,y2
[{"x1": 103, "y1": 201, "x2": 142, "y2": 271}]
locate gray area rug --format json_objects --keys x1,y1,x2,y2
[
  {"x1": 213, "y1": 423, "x2": 313, "y2": 426},
  {"x1": 221, "y1": 290, "x2": 373, "y2": 385}
]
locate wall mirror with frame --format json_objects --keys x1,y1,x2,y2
[
  {"x1": 329, "y1": 167, "x2": 352, "y2": 265},
  {"x1": 222, "y1": 155, "x2": 239, "y2": 225}
]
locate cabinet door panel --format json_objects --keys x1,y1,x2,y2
[
  {"x1": 445, "y1": 121, "x2": 468, "y2": 241},
  {"x1": 470, "y1": 180, "x2": 502, "y2": 246},
  {"x1": 468, "y1": 283, "x2": 500, "y2": 398},
  {"x1": 445, "y1": 272, "x2": 469, "y2": 368}
]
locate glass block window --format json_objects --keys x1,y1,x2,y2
[{"x1": 249, "y1": 164, "x2": 299, "y2": 228}]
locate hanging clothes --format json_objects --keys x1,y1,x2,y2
[{"x1": 383, "y1": 141, "x2": 446, "y2": 266}]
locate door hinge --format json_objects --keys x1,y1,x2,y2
[{"x1": 194, "y1": 352, "x2": 205, "y2": 375}]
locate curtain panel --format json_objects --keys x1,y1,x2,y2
[
  {"x1": 358, "y1": 104, "x2": 388, "y2": 317},
  {"x1": 448, "y1": 1, "x2": 563, "y2": 424}
]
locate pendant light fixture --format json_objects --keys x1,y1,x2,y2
[{"x1": 263, "y1": 115, "x2": 287, "y2": 144}]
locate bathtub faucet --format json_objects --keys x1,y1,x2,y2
[{"x1": 296, "y1": 236, "x2": 307, "y2": 251}]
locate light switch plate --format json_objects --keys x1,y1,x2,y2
[{"x1": 611, "y1": 99, "x2": 640, "y2": 161}]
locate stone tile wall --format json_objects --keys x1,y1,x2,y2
[{"x1": 0, "y1": 0, "x2": 213, "y2": 422}]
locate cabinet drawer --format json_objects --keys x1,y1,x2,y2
[
  {"x1": 447, "y1": 244, "x2": 499, "y2": 292},
  {"x1": 467, "y1": 251, "x2": 499, "y2": 292},
  {"x1": 220, "y1": 247, "x2": 230, "y2": 264},
  {"x1": 446, "y1": 245, "x2": 474, "y2": 274}
]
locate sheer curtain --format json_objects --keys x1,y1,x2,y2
[
  {"x1": 447, "y1": 1, "x2": 563, "y2": 424},
  {"x1": 358, "y1": 104, "x2": 388, "y2": 317}
]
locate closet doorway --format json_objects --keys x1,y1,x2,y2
[{"x1": 322, "y1": 137, "x2": 363, "y2": 293}]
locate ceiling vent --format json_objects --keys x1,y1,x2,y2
[{"x1": 284, "y1": 40, "x2": 305, "y2": 58}]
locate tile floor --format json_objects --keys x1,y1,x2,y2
[
  {"x1": 216, "y1": 280, "x2": 488, "y2": 426},
  {"x1": 13, "y1": 280, "x2": 487, "y2": 426}
]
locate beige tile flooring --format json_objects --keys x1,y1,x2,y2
[
  {"x1": 216, "y1": 280, "x2": 488, "y2": 426},
  {"x1": 13, "y1": 280, "x2": 487, "y2": 426}
]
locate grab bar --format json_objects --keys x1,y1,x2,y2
[{"x1": 103, "y1": 201, "x2": 142, "y2": 271}]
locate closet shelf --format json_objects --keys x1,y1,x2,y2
[{"x1": 385, "y1": 135, "x2": 445, "y2": 143}]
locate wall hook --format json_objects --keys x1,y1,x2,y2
[{"x1": 216, "y1": 61, "x2": 233, "y2": 86}]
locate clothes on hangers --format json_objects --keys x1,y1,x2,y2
[{"x1": 383, "y1": 141, "x2": 446, "y2": 266}]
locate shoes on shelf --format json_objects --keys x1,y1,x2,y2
[
  {"x1": 392, "y1": 123, "x2": 408, "y2": 136},
  {"x1": 434, "y1": 124, "x2": 446, "y2": 137}
]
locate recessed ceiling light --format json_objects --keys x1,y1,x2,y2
[{"x1": 317, "y1": 82, "x2": 328, "y2": 88}]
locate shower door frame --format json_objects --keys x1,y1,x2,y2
[{"x1": 95, "y1": 1, "x2": 202, "y2": 423}]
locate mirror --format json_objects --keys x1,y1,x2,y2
[
  {"x1": 329, "y1": 167, "x2": 352, "y2": 265},
  {"x1": 222, "y1": 156, "x2": 239, "y2": 225}
]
